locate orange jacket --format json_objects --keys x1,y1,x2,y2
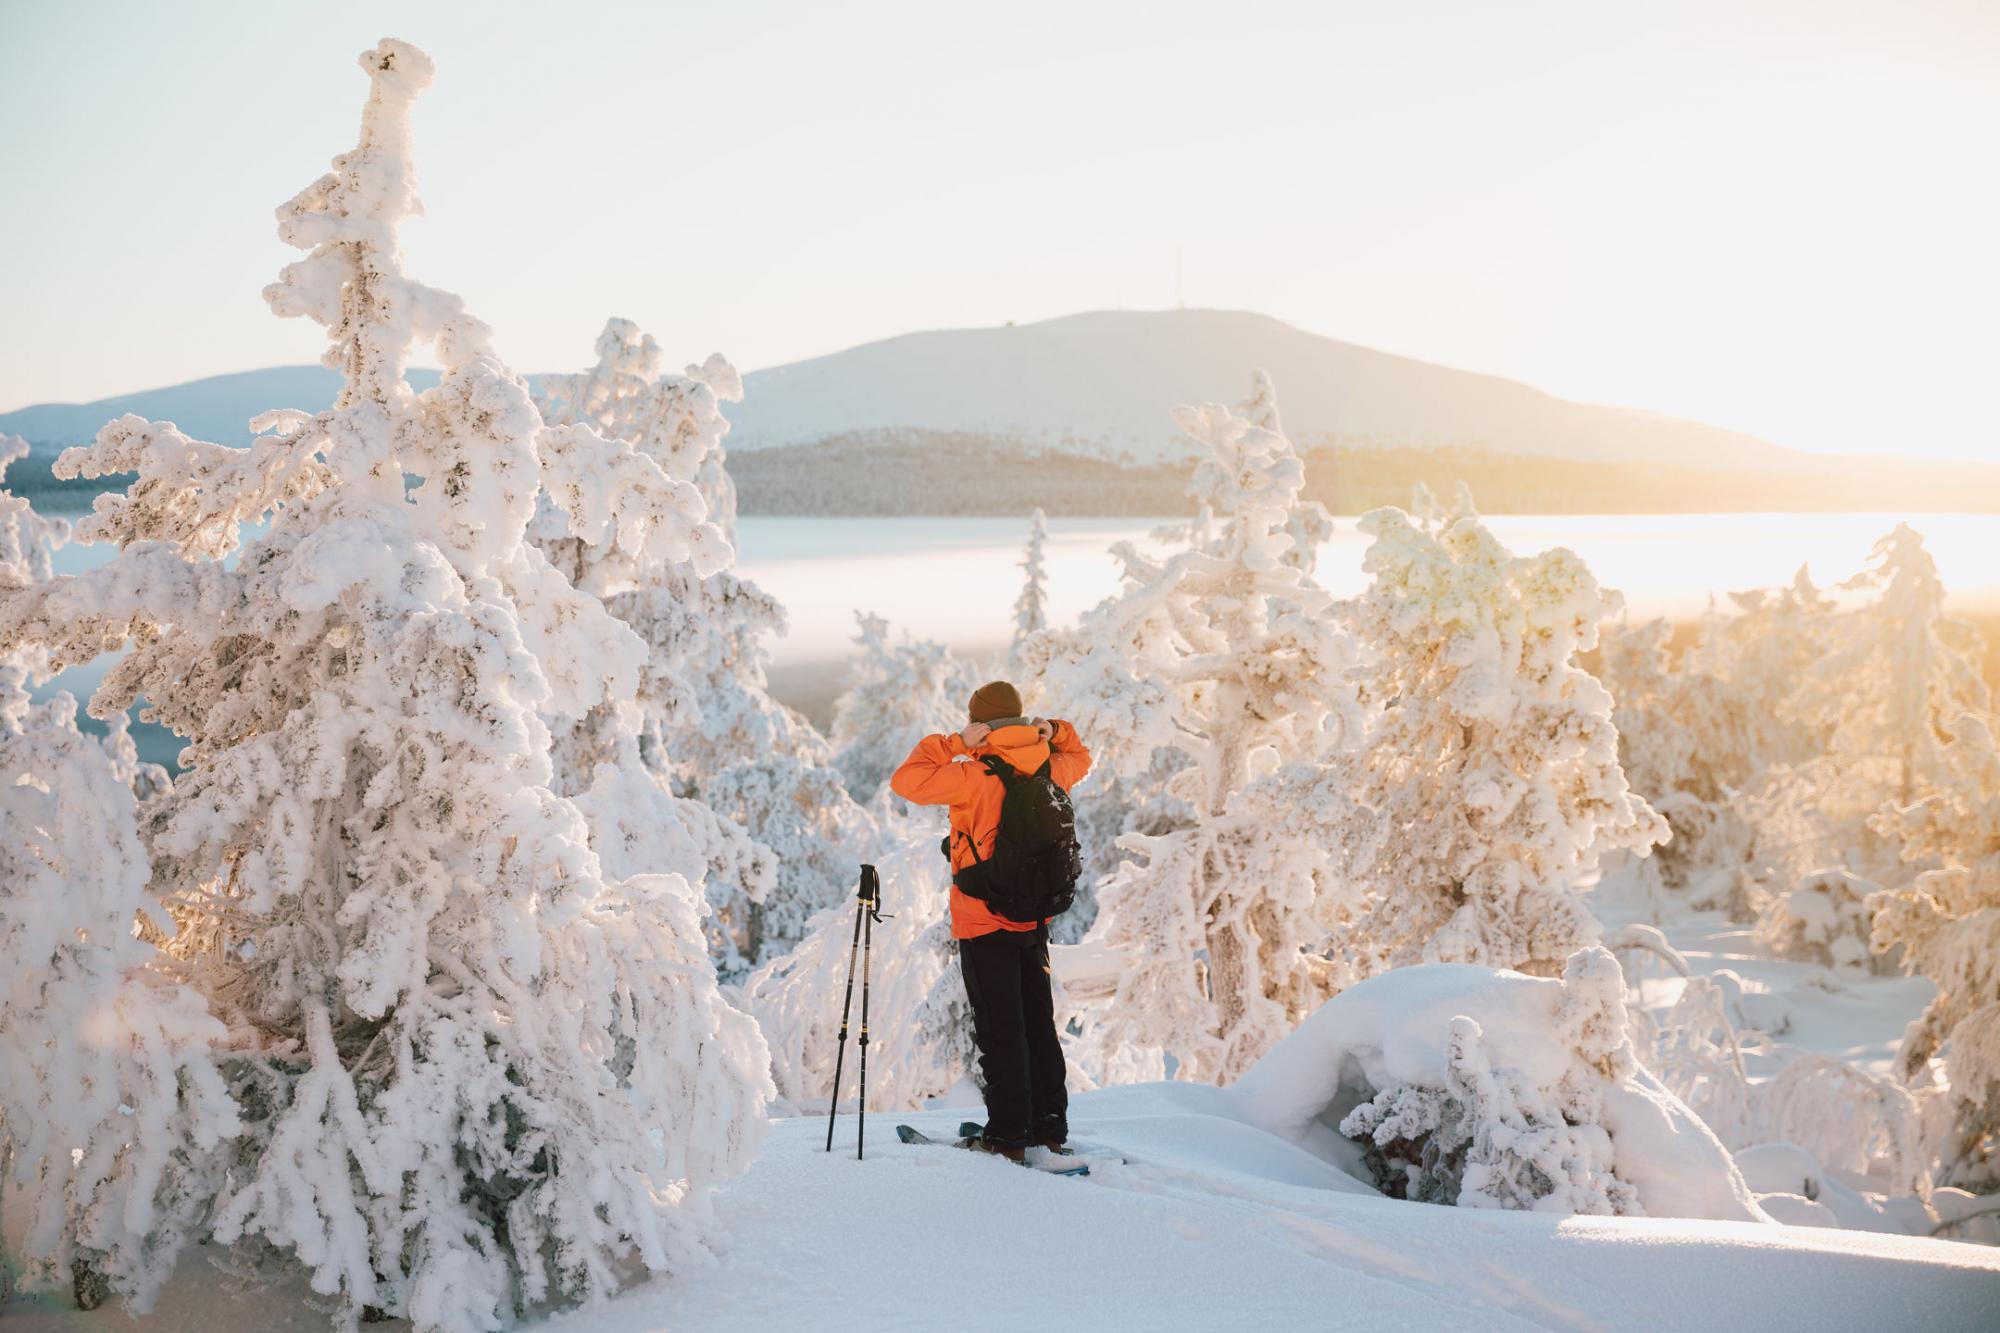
[{"x1": 889, "y1": 719, "x2": 1093, "y2": 939}]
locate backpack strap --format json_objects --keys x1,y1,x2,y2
[{"x1": 978, "y1": 754, "x2": 1017, "y2": 785}]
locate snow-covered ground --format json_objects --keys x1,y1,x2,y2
[
  {"x1": 576, "y1": 1090, "x2": 2000, "y2": 1333},
  {"x1": 9, "y1": 907, "x2": 1992, "y2": 1333},
  {"x1": 14, "y1": 1080, "x2": 1993, "y2": 1332}
]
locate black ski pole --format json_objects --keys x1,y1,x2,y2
[
  {"x1": 824, "y1": 866, "x2": 870, "y2": 1153},
  {"x1": 857, "y1": 863, "x2": 882, "y2": 1160}
]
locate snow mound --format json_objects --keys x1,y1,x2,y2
[{"x1": 1231, "y1": 949, "x2": 1769, "y2": 1221}]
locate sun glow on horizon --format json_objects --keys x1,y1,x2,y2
[{"x1": 0, "y1": 0, "x2": 1994, "y2": 462}]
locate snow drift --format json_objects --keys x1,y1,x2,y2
[{"x1": 1232, "y1": 948, "x2": 1769, "y2": 1222}]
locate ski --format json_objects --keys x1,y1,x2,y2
[{"x1": 894, "y1": 1124, "x2": 1091, "y2": 1176}]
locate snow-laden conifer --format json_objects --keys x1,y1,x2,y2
[
  {"x1": 1334, "y1": 497, "x2": 1667, "y2": 977},
  {"x1": 1751, "y1": 529, "x2": 1986, "y2": 965},
  {"x1": 535, "y1": 319, "x2": 876, "y2": 967},
  {"x1": 1238, "y1": 370, "x2": 1332, "y2": 573},
  {"x1": 0, "y1": 42, "x2": 769, "y2": 1330},
  {"x1": 1598, "y1": 614, "x2": 1759, "y2": 910},
  {"x1": 1048, "y1": 390, "x2": 1363, "y2": 1083},
  {"x1": 1009, "y1": 506, "x2": 1050, "y2": 667},
  {"x1": 1797, "y1": 524, "x2": 1989, "y2": 808}
]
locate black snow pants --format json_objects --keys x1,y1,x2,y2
[{"x1": 959, "y1": 923, "x2": 1068, "y2": 1149}]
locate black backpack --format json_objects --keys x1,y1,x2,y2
[{"x1": 950, "y1": 755, "x2": 1082, "y2": 924}]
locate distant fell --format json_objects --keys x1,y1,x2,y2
[
  {"x1": 10, "y1": 309, "x2": 1995, "y2": 517},
  {"x1": 722, "y1": 309, "x2": 1800, "y2": 468},
  {"x1": 2, "y1": 309, "x2": 1791, "y2": 469}
]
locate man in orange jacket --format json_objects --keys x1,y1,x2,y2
[{"x1": 889, "y1": 679, "x2": 1092, "y2": 1161}]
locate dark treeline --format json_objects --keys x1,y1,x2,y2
[{"x1": 730, "y1": 430, "x2": 2000, "y2": 518}]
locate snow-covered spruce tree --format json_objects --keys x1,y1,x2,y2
[
  {"x1": 829, "y1": 611, "x2": 976, "y2": 809},
  {"x1": 1871, "y1": 710, "x2": 2000, "y2": 1190},
  {"x1": 1048, "y1": 396, "x2": 1363, "y2": 1084},
  {"x1": 1008, "y1": 506, "x2": 1049, "y2": 669},
  {"x1": 533, "y1": 318, "x2": 874, "y2": 968},
  {"x1": 0, "y1": 42, "x2": 770, "y2": 1330},
  {"x1": 1796, "y1": 523, "x2": 1988, "y2": 809},
  {"x1": 1237, "y1": 370, "x2": 1332, "y2": 575},
  {"x1": 1720, "y1": 565, "x2": 1836, "y2": 767},
  {"x1": 1752, "y1": 530, "x2": 1987, "y2": 963},
  {"x1": 1333, "y1": 499, "x2": 1667, "y2": 978}
]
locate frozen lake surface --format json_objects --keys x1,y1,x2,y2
[
  {"x1": 730, "y1": 511, "x2": 2000, "y2": 665},
  {"x1": 34, "y1": 509, "x2": 2000, "y2": 767}
]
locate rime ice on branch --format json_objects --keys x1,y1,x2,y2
[{"x1": 0, "y1": 41, "x2": 769, "y2": 1333}]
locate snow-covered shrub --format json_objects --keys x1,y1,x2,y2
[
  {"x1": 0, "y1": 435, "x2": 66, "y2": 654},
  {"x1": 1733, "y1": 1141, "x2": 1932, "y2": 1234},
  {"x1": 1596, "y1": 569, "x2": 1829, "y2": 923},
  {"x1": 1046, "y1": 388, "x2": 1363, "y2": 1083},
  {"x1": 1634, "y1": 971, "x2": 1929, "y2": 1201},
  {"x1": 829, "y1": 612, "x2": 976, "y2": 808},
  {"x1": 1756, "y1": 867, "x2": 1889, "y2": 972},
  {"x1": 0, "y1": 42, "x2": 769, "y2": 1330},
  {"x1": 1, "y1": 438, "x2": 237, "y2": 1310},
  {"x1": 1635, "y1": 974, "x2": 1759, "y2": 1150},
  {"x1": 1716, "y1": 566, "x2": 1836, "y2": 770},
  {"x1": 1871, "y1": 710, "x2": 2000, "y2": 1191},
  {"x1": 1758, "y1": 1057, "x2": 1928, "y2": 1198},
  {"x1": 1233, "y1": 949, "x2": 1767, "y2": 1220},
  {"x1": 1597, "y1": 614, "x2": 1758, "y2": 911},
  {"x1": 0, "y1": 690, "x2": 239, "y2": 1312},
  {"x1": 1334, "y1": 500, "x2": 1667, "y2": 977}
]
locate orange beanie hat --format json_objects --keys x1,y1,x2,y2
[{"x1": 968, "y1": 680, "x2": 1024, "y2": 723}]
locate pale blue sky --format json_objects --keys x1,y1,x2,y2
[{"x1": 2, "y1": 0, "x2": 1996, "y2": 459}]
